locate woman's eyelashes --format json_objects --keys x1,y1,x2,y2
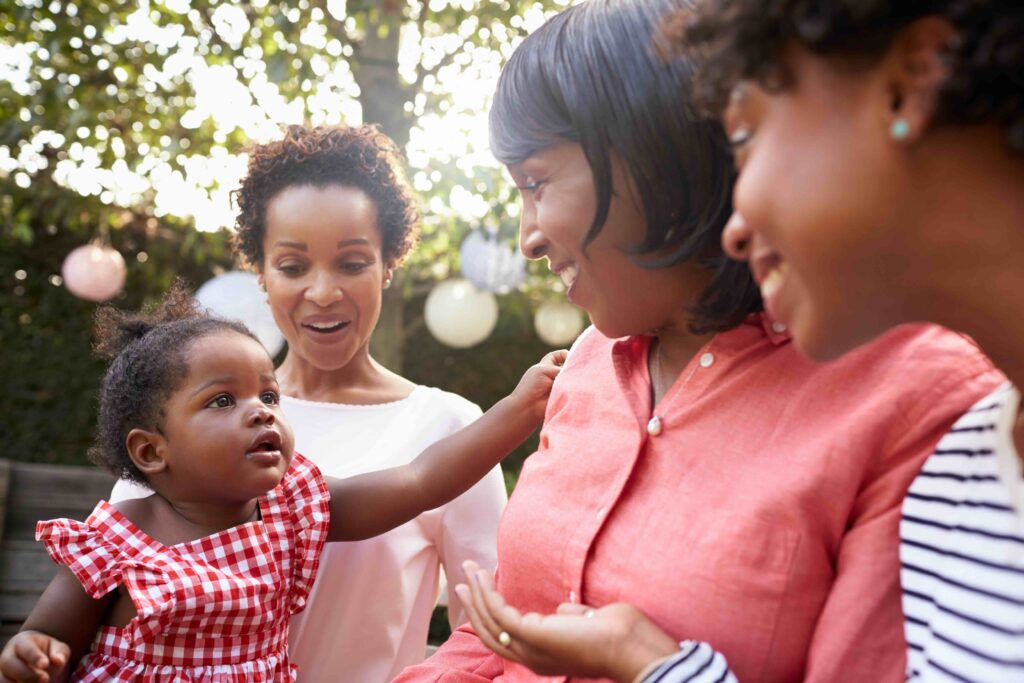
[
  {"x1": 516, "y1": 177, "x2": 545, "y2": 195},
  {"x1": 728, "y1": 127, "x2": 753, "y2": 165},
  {"x1": 274, "y1": 258, "x2": 372, "y2": 277},
  {"x1": 340, "y1": 259, "x2": 371, "y2": 273},
  {"x1": 275, "y1": 261, "x2": 305, "y2": 277}
]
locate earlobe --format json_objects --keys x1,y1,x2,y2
[
  {"x1": 886, "y1": 17, "x2": 956, "y2": 143},
  {"x1": 382, "y1": 267, "x2": 394, "y2": 290},
  {"x1": 126, "y1": 428, "x2": 168, "y2": 477}
]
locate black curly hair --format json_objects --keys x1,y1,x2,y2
[
  {"x1": 233, "y1": 124, "x2": 421, "y2": 269},
  {"x1": 679, "y1": 0, "x2": 1024, "y2": 154},
  {"x1": 90, "y1": 280, "x2": 259, "y2": 487}
]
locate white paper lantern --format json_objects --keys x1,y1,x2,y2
[
  {"x1": 459, "y1": 231, "x2": 526, "y2": 294},
  {"x1": 534, "y1": 301, "x2": 585, "y2": 347},
  {"x1": 195, "y1": 271, "x2": 286, "y2": 357},
  {"x1": 61, "y1": 244, "x2": 127, "y2": 302},
  {"x1": 424, "y1": 278, "x2": 499, "y2": 349}
]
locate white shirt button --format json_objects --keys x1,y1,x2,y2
[
  {"x1": 647, "y1": 416, "x2": 663, "y2": 436},
  {"x1": 699, "y1": 352, "x2": 714, "y2": 368},
  {"x1": 772, "y1": 321, "x2": 787, "y2": 333},
  {"x1": 597, "y1": 506, "x2": 608, "y2": 517}
]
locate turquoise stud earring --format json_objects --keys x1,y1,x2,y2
[{"x1": 890, "y1": 119, "x2": 911, "y2": 141}]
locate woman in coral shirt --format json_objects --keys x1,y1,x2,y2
[{"x1": 394, "y1": 1, "x2": 1002, "y2": 682}]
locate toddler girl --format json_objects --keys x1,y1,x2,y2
[{"x1": 0, "y1": 283, "x2": 562, "y2": 683}]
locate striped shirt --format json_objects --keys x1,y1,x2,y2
[
  {"x1": 901, "y1": 383, "x2": 1024, "y2": 681},
  {"x1": 641, "y1": 384, "x2": 1024, "y2": 683},
  {"x1": 639, "y1": 641, "x2": 738, "y2": 683}
]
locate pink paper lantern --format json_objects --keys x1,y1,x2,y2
[{"x1": 62, "y1": 244, "x2": 127, "y2": 302}]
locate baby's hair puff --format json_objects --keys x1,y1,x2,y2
[{"x1": 89, "y1": 279, "x2": 259, "y2": 487}]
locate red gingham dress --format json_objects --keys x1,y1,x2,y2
[{"x1": 36, "y1": 453, "x2": 330, "y2": 683}]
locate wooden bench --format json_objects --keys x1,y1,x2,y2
[{"x1": 0, "y1": 459, "x2": 115, "y2": 645}]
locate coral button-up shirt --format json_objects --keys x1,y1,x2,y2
[{"x1": 395, "y1": 316, "x2": 1002, "y2": 683}]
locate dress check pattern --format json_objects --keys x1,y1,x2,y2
[{"x1": 36, "y1": 453, "x2": 330, "y2": 682}]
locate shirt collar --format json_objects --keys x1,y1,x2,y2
[{"x1": 609, "y1": 311, "x2": 790, "y2": 365}]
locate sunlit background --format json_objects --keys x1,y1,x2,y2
[
  {"x1": 1, "y1": 0, "x2": 566, "y2": 232},
  {"x1": 1, "y1": 0, "x2": 594, "y2": 478}
]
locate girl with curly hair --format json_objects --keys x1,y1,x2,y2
[
  {"x1": 0, "y1": 282, "x2": 562, "y2": 683},
  {"x1": 107, "y1": 125, "x2": 510, "y2": 681}
]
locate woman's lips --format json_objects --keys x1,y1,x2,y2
[
  {"x1": 757, "y1": 261, "x2": 791, "y2": 322},
  {"x1": 760, "y1": 261, "x2": 789, "y2": 300},
  {"x1": 552, "y1": 263, "x2": 580, "y2": 304},
  {"x1": 300, "y1": 319, "x2": 351, "y2": 343},
  {"x1": 302, "y1": 320, "x2": 349, "y2": 333}
]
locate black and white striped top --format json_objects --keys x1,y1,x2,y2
[
  {"x1": 642, "y1": 384, "x2": 1024, "y2": 683},
  {"x1": 901, "y1": 383, "x2": 1024, "y2": 682},
  {"x1": 639, "y1": 641, "x2": 738, "y2": 683}
]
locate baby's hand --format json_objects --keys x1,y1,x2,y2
[
  {"x1": 511, "y1": 350, "x2": 568, "y2": 421},
  {"x1": 0, "y1": 630, "x2": 70, "y2": 683}
]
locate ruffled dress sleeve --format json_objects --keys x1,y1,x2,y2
[
  {"x1": 36, "y1": 510, "x2": 130, "y2": 599},
  {"x1": 36, "y1": 503, "x2": 177, "y2": 645},
  {"x1": 278, "y1": 452, "x2": 331, "y2": 614}
]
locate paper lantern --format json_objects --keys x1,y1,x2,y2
[
  {"x1": 195, "y1": 271, "x2": 286, "y2": 357},
  {"x1": 534, "y1": 301, "x2": 585, "y2": 347},
  {"x1": 61, "y1": 244, "x2": 127, "y2": 302},
  {"x1": 424, "y1": 278, "x2": 499, "y2": 348},
  {"x1": 459, "y1": 231, "x2": 525, "y2": 294}
]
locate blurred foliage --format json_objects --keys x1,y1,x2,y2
[{"x1": 0, "y1": 0, "x2": 579, "y2": 485}]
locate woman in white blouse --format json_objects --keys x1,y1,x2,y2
[{"x1": 111, "y1": 124, "x2": 506, "y2": 682}]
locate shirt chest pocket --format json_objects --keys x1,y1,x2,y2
[{"x1": 634, "y1": 512, "x2": 800, "y2": 683}]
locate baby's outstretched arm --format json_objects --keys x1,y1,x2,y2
[
  {"x1": 326, "y1": 350, "x2": 567, "y2": 542},
  {"x1": 0, "y1": 566, "x2": 114, "y2": 683}
]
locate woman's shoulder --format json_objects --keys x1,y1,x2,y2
[
  {"x1": 837, "y1": 323, "x2": 999, "y2": 383},
  {"x1": 532, "y1": 324, "x2": 609, "y2": 377}
]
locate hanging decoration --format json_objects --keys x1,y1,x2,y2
[
  {"x1": 459, "y1": 230, "x2": 525, "y2": 294},
  {"x1": 195, "y1": 271, "x2": 286, "y2": 357},
  {"x1": 62, "y1": 244, "x2": 127, "y2": 302},
  {"x1": 424, "y1": 278, "x2": 499, "y2": 349},
  {"x1": 534, "y1": 301, "x2": 585, "y2": 347}
]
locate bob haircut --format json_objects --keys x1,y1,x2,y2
[{"x1": 489, "y1": 0, "x2": 761, "y2": 334}]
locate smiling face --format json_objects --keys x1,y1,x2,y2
[
  {"x1": 261, "y1": 184, "x2": 389, "y2": 373},
  {"x1": 509, "y1": 142, "x2": 710, "y2": 339},
  {"x1": 158, "y1": 331, "x2": 294, "y2": 503},
  {"x1": 720, "y1": 47, "x2": 923, "y2": 360}
]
